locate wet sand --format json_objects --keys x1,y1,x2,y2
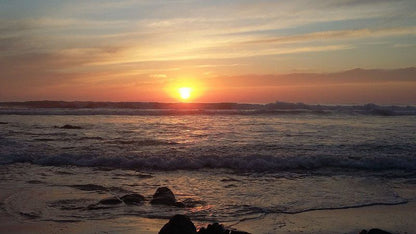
[
  {"x1": 1, "y1": 202, "x2": 414, "y2": 233},
  {"x1": 232, "y1": 201, "x2": 416, "y2": 234}
]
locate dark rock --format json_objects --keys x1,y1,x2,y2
[
  {"x1": 159, "y1": 214, "x2": 197, "y2": 234},
  {"x1": 229, "y1": 231, "x2": 250, "y2": 234},
  {"x1": 151, "y1": 187, "x2": 176, "y2": 205},
  {"x1": 69, "y1": 184, "x2": 108, "y2": 192},
  {"x1": 368, "y1": 229, "x2": 392, "y2": 234},
  {"x1": 198, "y1": 223, "x2": 250, "y2": 234},
  {"x1": 98, "y1": 197, "x2": 122, "y2": 205},
  {"x1": 93, "y1": 167, "x2": 114, "y2": 171},
  {"x1": 0, "y1": 122, "x2": 8, "y2": 124},
  {"x1": 136, "y1": 173, "x2": 153, "y2": 178},
  {"x1": 57, "y1": 124, "x2": 82, "y2": 129},
  {"x1": 27, "y1": 180, "x2": 45, "y2": 184},
  {"x1": 360, "y1": 229, "x2": 392, "y2": 234},
  {"x1": 159, "y1": 215, "x2": 250, "y2": 234},
  {"x1": 198, "y1": 223, "x2": 227, "y2": 234},
  {"x1": 120, "y1": 193, "x2": 145, "y2": 205},
  {"x1": 174, "y1": 202, "x2": 185, "y2": 208}
]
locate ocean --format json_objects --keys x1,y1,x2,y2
[{"x1": 0, "y1": 106, "x2": 415, "y2": 230}]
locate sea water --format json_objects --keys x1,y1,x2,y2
[{"x1": 0, "y1": 109, "x2": 415, "y2": 226}]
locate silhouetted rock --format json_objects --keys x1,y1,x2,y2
[
  {"x1": 359, "y1": 229, "x2": 392, "y2": 234},
  {"x1": 120, "y1": 193, "x2": 145, "y2": 205},
  {"x1": 151, "y1": 187, "x2": 176, "y2": 205},
  {"x1": 57, "y1": 124, "x2": 82, "y2": 129},
  {"x1": 0, "y1": 122, "x2": 8, "y2": 124},
  {"x1": 174, "y1": 201, "x2": 185, "y2": 208},
  {"x1": 197, "y1": 222, "x2": 250, "y2": 234},
  {"x1": 27, "y1": 180, "x2": 45, "y2": 184},
  {"x1": 198, "y1": 223, "x2": 227, "y2": 234},
  {"x1": 159, "y1": 215, "x2": 250, "y2": 234},
  {"x1": 69, "y1": 184, "x2": 108, "y2": 192},
  {"x1": 159, "y1": 214, "x2": 197, "y2": 234},
  {"x1": 136, "y1": 173, "x2": 153, "y2": 178},
  {"x1": 98, "y1": 197, "x2": 122, "y2": 205}
]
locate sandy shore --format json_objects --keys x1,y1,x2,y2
[
  {"x1": 0, "y1": 215, "x2": 165, "y2": 234},
  {"x1": 1, "y1": 201, "x2": 414, "y2": 234},
  {"x1": 231, "y1": 201, "x2": 416, "y2": 234}
]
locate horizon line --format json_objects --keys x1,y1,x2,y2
[{"x1": 1, "y1": 100, "x2": 415, "y2": 106}]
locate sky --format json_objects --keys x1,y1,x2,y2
[{"x1": 0, "y1": 0, "x2": 415, "y2": 104}]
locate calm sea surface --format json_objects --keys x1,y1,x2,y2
[{"x1": 0, "y1": 109, "x2": 415, "y2": 224}]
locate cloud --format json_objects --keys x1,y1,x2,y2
[
  {"x1": 150, "y1": 74, "x2": 167, "y2": 78},
  {"x1": 0, "y1": 0, "x2": 415, "y2": 103},
  {"x1": 241, "y1": 27, "x2": 416, "y2": 45},
  {"x1": 393, "y1": 43, "x2": 415, "y2": 48},
  {"x1": 327, "y1": 0, "x2": 405, "y2": 7},
  {"x1": 213, "y1": 68, "x2": 416, "y2": 88}
]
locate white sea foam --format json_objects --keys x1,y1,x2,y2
[
  {"x1": 1, "y1": 153, "x2": 415, "y2": 172},
  {"x1": 0, "y1": 110, "x2": 415, "y2": 173}
]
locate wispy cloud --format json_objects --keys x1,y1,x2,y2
[
  {"x1": 150, "y1": 74, "x2": 167, "y2": 78},
  {"x1": 242, "y1": 27, "x2": 416, "y2": 45},
  {"x1": 393, "y1": 43, "x2": 415, "y2": 48}
]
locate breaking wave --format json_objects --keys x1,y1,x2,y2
[
  {"x1": 0, "y1": 101, "x2": 415, "y2": 116},
  {"x1": 1, "y1": 153, "x2": 415, "y2": 172}
]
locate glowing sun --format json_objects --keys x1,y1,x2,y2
[{"x1": 178, "y1": 87, "x2": 192, "y2": 100}]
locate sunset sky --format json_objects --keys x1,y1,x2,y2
[{"x1": 1, "y1": 0, "x2": 415, "y2": 104}]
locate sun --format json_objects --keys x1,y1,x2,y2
[
  {"x1": 178, "y1": 87, "x2": 192, "y2": 100},
  {"x1": 165, "y1": 79, "x2": 203, "y2": 102}
]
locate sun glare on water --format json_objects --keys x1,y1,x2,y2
[{"x1": 178, "y1": 87, "x2": 192, "y2": 100}]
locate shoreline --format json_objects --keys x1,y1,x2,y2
[
  {"x1": 231, "y1": 201, "x2": 416, "y2": 234},
  {"x1": 1, "y1": 201, "x2": 414, "y2": 234}
]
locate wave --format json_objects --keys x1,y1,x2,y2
[
  {"x1": 1, "y1": 102, "x2": 415, "y2": 116},
  {"x1": 0, "y1": 108, "x2": 331, "y2": 116},
  {"x1": 276, "y1": 200, "x2": 408, "y2": 214},
  {"x1": 0, "y1": 108, "x2": 415, "y2": 116},
  {"x1": 108, "y1": 139, "x2": 178, "y2": 146},
  {"x1": 231, "y1": 200, "x2": 408, "y2": 217},
  {"x1": 1, "y1": 153, "x2": 415, "y2": 172}
]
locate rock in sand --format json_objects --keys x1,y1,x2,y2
[
  {"x1": 159, "y1": 214, "x2": 197, "y2": 234},
  {"x1": 360, "y1": 228, "x2": 392, "y2": 234},
  {"x1": 98, "y1": 197, "x2": 122, "y2": 205},
  {"x1": 198, "y1": 223, "x2": 227, "y2": 234},
  {"x1": 120, "y1": 193, "x2": 145, "y2": 205},
  {"x1": 57, "y1": 124, "x2": 82, "y2": 129},
  {"x1": 151, "y1": 187, "x2": 177, "y2": 206},
  {"x1": 159, "y1": 215, "x2": 250, "y2": 234}
]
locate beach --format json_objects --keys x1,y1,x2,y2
[
  {"x1": 0, "y1": 108, "x2": 415, "y2": 233},
  {"x1": 1, "y1": 194, "x2": 415, "y2": 233},
  {"x1": 2, "y1": 0, "x2": 416, "y2": 232},
  {"x1": 0, "y1": 161, "x2": 414, "y2": 233}
]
